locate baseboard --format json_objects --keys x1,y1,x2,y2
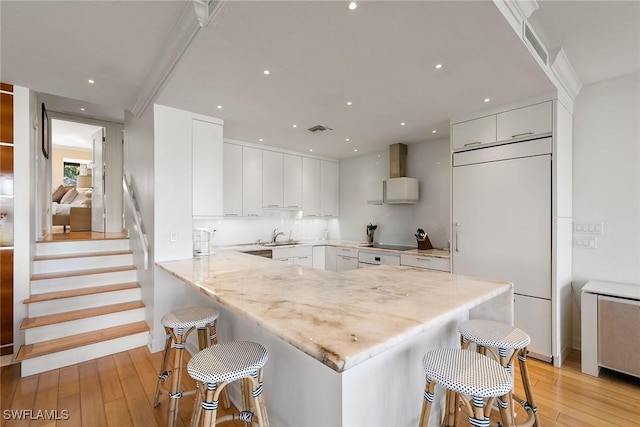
[
  {"x1": 572, "y1": 336, "x2": 581, "y2": 351},
  {"x1": 147, "y1": 331, "x2": 167, "y2": 353}
]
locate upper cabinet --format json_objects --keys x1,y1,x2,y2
[
  {"x1": 283, "y1": 154, "x2": 302, "y2": 209},
  {"x1": 496, "y1": 101, "x2": 552, "y2": 142},
  {"x1": 302, "y1": 157, "x2": 321, "y2": 217},
  {"x1": 263, "y1": 150, "x2": 284, "y2": 209},
  {"x1": 242, "y1": 146, "x2": 263, "y2": 217},
  {"x1": 223, "y1": 143, "x2": 243, "y2": 217},
  {"x1": 451, "y1": 115, "x2": 496, "y2": 150},
  {"x1": 452, "y1": 101, "x2": 553, "y2": 151},
  {"x1": 192, "y1": 119, "x2": 223, "y2": 217},
  {"x1": 320, "y1": 160, "x2": 338, "y2": 217}
]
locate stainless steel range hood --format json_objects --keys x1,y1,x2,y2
[
  {"x1": 386, "y1": 143, "x2": 419, "y2": 204},
  {"x1": 367, "y1": 143, "x2": 419, "y2": 204}
]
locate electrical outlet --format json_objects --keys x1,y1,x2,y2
[
  {"x1": 170, "y1": 231, "x2": 178, "y2": 242},
  {"x1": 573, "y1": 221, "x2": 604, "y2": 235},
  {"x1": 574, "y1": 236, "x2": 597, "y2": 249}
]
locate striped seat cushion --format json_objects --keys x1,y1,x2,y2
[
  {"x1": 422, "y1": 348, "x2": 512, "y2": 397},
  {"x1": 161, "y1": 306, "x2": 220, "y2": 330},
  {"x1": 458, "y1": 319, "x2": 531, "y2": 349},
  {"x1": 188, "y1": 341, "x2": 268, "y2": 384}
]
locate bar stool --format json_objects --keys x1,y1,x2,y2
[
  {"x1": 419, "y1": 348, "x2": 513, "y2": 427},
  {"x1": 154, "y1": 306, "x2": 230, "y2": 427},
  {"x1": 458, "y1": 319, "x2": 540, "y2": 427},
  {"x1": 188, "y1": 341, "x2": 269, "y2": 427}
]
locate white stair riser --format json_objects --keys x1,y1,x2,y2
[
  {"x1": 20, "y1": 332, "x2": 149, "y2": 377},
  {"x1": 33, "y1": 254, "x2": 133, "y2": 274},
  {"x1": 25, "y1": 308, "x2": 145, "y2": 344},
  {"x1": 35, "y1": 239, "x2": 130, "y2": 257},
  {"x1": 27, "y1": 288, "x2": 141, "y2": 317},
  {"x1": 31, "y1": 270, "x2": 137, "y2": 294}
]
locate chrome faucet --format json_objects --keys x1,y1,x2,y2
[{"x1": 271, "y1": 228, "x2": 285, "y2": 243}]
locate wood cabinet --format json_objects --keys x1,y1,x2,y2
[
  {"x1": 1, "y1": 83, "x2": 13, "y2": 144},
  {"x1": 223, "y1": 143, "x2": 243, "y2": 217},
  {"x1": 496, "y1": 101, "x2": 552, "y2": 142},
  {"x1": 262, "y1": 150, "x2": 283, "y2": 208},
  {"x1": 451, "y1": 115, "x2": 496, "y2": 150},
  {"x1": 192, "y1": 119, "x2": 223, "y2": 217},
  {"x1": 320, "y1": 160, "x2": 338, "y2": 217},
  {"x1": 400, "y1": 254, "x2": 450, "y2": 272},
  {"x1": 242, "y1": 147, "x2": 262, "y2": 217},
  {"x1": 283, "y1": 154, "x2": 302, "y2": 209},
  {"x1": 302, "y1": 157, "x2": 320, "y2": 217}
]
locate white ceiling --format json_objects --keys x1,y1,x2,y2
[
  {"x1": 2, "y1": 1, "x2": 639, "y2": 159},
  {"x1": 51, "y1": 119, "x2": 102, "y2": 151}
]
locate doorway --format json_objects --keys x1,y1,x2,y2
[{"x1": 50, "y1": 119, "x2": 104, "y2": 234}]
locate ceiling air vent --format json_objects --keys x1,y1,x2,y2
[
  {"x1": 307, "y1": 125, "x2": 333, "y2": 133},
  {"x1": 523, "y1": 21, "x2": 548, "y2": 67}
]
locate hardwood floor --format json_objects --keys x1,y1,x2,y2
[{"x1": 1, "y1": 349, "x2": 639, "y2": 426}]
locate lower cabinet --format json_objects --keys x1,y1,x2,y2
[
  {"x1": 400, "y1": 254, "x2": 450, "y2": 272},
  {"x1": 272, "y1": 246, "x2": 313, "y2": 267},
  {"x1": 336, "y1": 254, "x2": 358, "y2": 272}
]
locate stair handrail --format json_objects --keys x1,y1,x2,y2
[{"x1": 122, "y1": 175, "x2": 149, "y2": 270}]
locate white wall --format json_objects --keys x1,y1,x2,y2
[
  {"x1": 336, "y1": 138, "x2": 451, "y2": 248},
  {"x1": 571, "y1": 72, "x2": 640, "y2": 346}
]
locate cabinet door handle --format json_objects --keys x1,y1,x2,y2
[
  {"x1": 247, "y1": 213, "x2": 260, "y2": 217},
  {"x1": 298, "y1": 256, "x2": 308, "y2": 260},
  {"x1": 463, "y1": 141, "x2": 482, "y2": 147},
  {"x1": 225, "y1": 213, "x2": 238, "y2": 217},
  {"x1": 416, "y1": 257, "x2": 432, "y2": 262},
  {"x1": 511, "y1": 131, "x2": 534, "y2": 138},
  {"x1": 267, "y1": 204, "x2": 279, "y2": 208},
  {"x1": 288, "y1": 205, "x2": 299, "y2": 208},
  {"x1": 455, "y1": 222, "x2": 460, "y2": 252}
]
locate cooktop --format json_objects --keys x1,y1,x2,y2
[{"x1": 361, "y1": 243, "x2": 415, "y2": 251}]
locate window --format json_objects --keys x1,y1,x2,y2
[{"x1": 63, "y1": 162, "x2": 80, "y2": 186}]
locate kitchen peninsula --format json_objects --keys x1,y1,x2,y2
[{"x1": 156, "y1": 250, "x2": 513, "y2": 427}]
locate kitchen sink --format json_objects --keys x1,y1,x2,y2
[{"x1": 261, "y1": 241, "x2": 301, "y2": 247}]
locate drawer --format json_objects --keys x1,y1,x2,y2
[
  {"x1": 271, "y1": 245, "x2": 312, "y2": 259},
  {"x1": 358, "y1": 251, "x2": 400, "y2": 266},
  {"x1": 400, "y1": 254, "x2": 450, "y2": 272},
  {"x1": 336, "y1": 247, "x2": 358, "y2": 258}
]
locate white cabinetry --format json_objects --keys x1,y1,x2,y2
[
  {"x1": 263, "y1": 150, "x2": 284, "y2": 209},
  {"x1": 400, "y1": 254, "x2": 450, "y2": 272},
  {"x1": 451, "y1": 115, "x2": 496, "y2": 150},
  {"x1": 335, "y1": 247, "x2": 358, "y2": 272},
  {"x1": 302, "y1": 157, "x2": 321, "y2": 217},
  {"x1": 324, "y1": 246, "x2": 337, "y2": 272},
  {"x1": 320, "y1": 160, "x2": 339, "y2": 217},
  {"x1": 223, "y1": 143, "x2": 243, "y2": 217},
  {"x1": 192, "y1": 119, "x2": 223, "y2": 217},
  {"x1": 272, "y1": 246, "x2": 313, "y2": 267},
  {"x1": 242, "y1": 147, "x2": 263, "y2": 217},
  {"x1": 283, "y1": 154, "x2": 302, "y2": 209},
  {"x1": 496, "y1": 101, "x2": 552, "y2": 142}
]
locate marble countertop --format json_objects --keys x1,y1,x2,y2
[
  {"x1": 582, "y1": 280, "x2": 640, "y2": 300},
  {"x1": 157, "y1": 251, "x2": 510, "y2": 372},
  {"x1": 217, "y1": 240, "x2": 451, "y2": 259}
]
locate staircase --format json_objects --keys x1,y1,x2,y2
[{"x1": 16, "y1": 237, "x2": 149, "y2": 377}]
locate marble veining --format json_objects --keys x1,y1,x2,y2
[{"x1": 157, "y1": 251, "x2": 509, "y2": 372}]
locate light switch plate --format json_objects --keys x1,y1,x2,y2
[
  {"x1": 573, "y1": 221, "x2": 604, "y2": 235},
  {"x1": 574, "y1": 236, "x2": 597, "y2": 249}
]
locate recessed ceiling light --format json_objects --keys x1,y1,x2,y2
[
  {"x1": 434, "y1": 64, "x2": 443, "y2": 69},
  {"x1": 354, "y1": 149, "x2": 358, "y2": 152},
  {"x1": 263, "y1": 70, "x2": 270, "y2": 75},
  {"x1": 80, "y1": 107, "x2": 85, "y2": 111},
  {"x1": 377, "y1": 154, "x2": 381, "y2": 158},
  {"x1": 309, "y1": 149, "x2": 313, "y2": 152},
  {"x1": 292, "y1": 124, "x2": 297, "y2": 128},
  {"x1": 217, "y1": 105, "x2": 222, "y2": 109},
  {"x1": 401, "y1": 122, "x2": 406, "y2": 126},
  {"x1": 346, "y1": 101, "x2": 353, "y2": 106},
  {"x1": 432, "y1": 130, "x2": 437, "y2": 134},
  {"x1": 87, "y1": 79, "x2": 95, "y2": 84},
  {"x1": 259, "y1": 138, "x2": 263, "y2": 142},
  {"x1": 345, "y1": 138, "x2": 350, "y2": 142},
  {"x1": 348, "y1": 2, "x2": 357, "y2": 11},
  {"x1": 484, "y1": 98, "x2": 491, "y2": 103}
]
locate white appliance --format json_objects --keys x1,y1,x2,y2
[
  {"x1": 452, "y1": 137, "x2": 552, "y2": 360},
  {"x1": 358, "y1": 251, "x2": 401, "y2": 268}
]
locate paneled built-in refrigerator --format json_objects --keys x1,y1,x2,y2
[{"x1": 452, "y1": 137, "x2": 552, "y2": 360}]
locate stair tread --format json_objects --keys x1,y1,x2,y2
[
  {"x1": 37, "y1": 235, "x2": 129, "y2": 243},
  {"x1": 31, "y1": 265, "x2": 136, "y2": 281},
  {"x1": 16, "y1": 321, "x2": 149, "y2": 361},
  {"x1": 34, "y1": 250, "x2": 133, "y2": 261},
  {"x1": 21, "y1": 301, "x2": 145, "y2": 330},
  {"x1": 24, "y1": 282, "x2": 140, "y2": 304}
]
